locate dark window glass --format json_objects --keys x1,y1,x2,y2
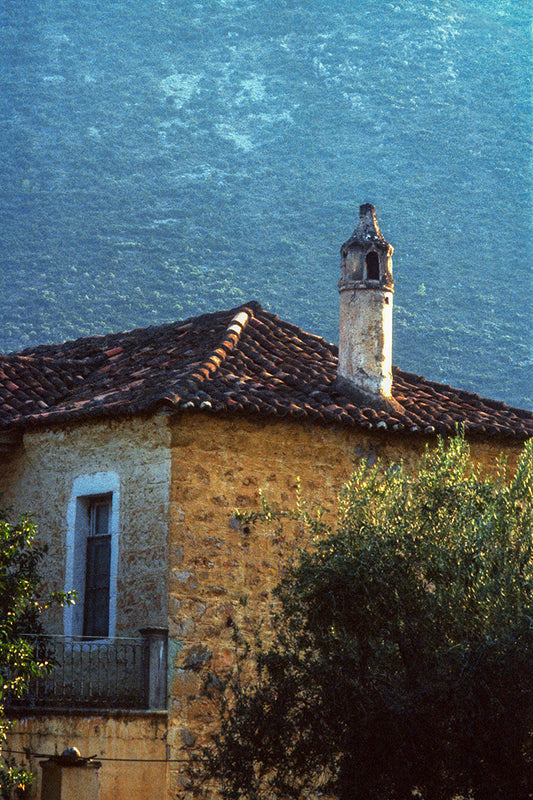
[
  {"x1": 365, "y1": 251, "x2": 380, "y2": 281},
  {"x1": 83, "y1": 500, "x2": 111, "y2": 637}
]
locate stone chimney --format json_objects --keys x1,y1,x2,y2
[{"x1": 335, "y1": 203, "x2": 399, "y2": 410}]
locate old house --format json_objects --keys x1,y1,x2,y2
[{"x1": 0, "y1": 205, "x2": 532, "y2": 799}]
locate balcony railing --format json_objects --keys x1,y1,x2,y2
[{"x1": 8, "y1": 628, "x2": 167, "y2": 712}]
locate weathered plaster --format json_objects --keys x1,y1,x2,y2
[
  {"x1": 338, "y1": 288, "x2": 394, "y2": 396},
  {"x1": 7, "y1": 711, "x2": 168, "y2": 800},
  {"x1": 0, "y1": 414, "x2": 171, "y2": 635}
]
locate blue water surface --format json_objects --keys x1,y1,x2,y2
[{"x1": 0, "y1": 0, "x2": 530, "y2": 407}]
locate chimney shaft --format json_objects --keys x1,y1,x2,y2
[{"x1": 337, "y1": 204, "x2": 394, "y2": 403}]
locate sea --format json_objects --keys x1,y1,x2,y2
[{"x1": 0, "y1": 0, "x2": 531, "y2": 408}]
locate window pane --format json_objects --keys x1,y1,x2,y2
[
  {"x1": 91, "y1": 501, "x2": 110, "y2": 537},
  {"x1": 84, "y1": 534, "x2": 111, "y2": 637}
]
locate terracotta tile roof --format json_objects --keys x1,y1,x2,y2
[{"x1": 0, "y1": 302, "x2": 531, "y2": 440}]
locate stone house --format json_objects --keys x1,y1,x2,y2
[{"x1": 0, "y1": 205, "x2": 532, "y2": 800}]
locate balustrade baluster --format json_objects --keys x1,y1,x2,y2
[{"x1": 12, "y1": 633, "x2": 161, "y2": 710}]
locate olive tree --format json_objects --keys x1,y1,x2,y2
[{"x1": 199, "y1": 436, "x2": 533, "y2": 800}]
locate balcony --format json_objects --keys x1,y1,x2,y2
[{"x1": 8, "y1": 628, "x2": 167, "y2": 712}]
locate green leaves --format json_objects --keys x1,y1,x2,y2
[
  {"x1": 201, "y1": 436, "x2": 533, "y2": 800},
  {"x1": 0, "y1": 510, "x2": 72, "y2": 798}
]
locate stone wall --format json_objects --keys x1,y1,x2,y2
[
  {"x1": 0, "y1": 414, "x2": 171, "y2": 635},
  {"x1": 167, "y1": 411, "x2": 526, "y2": 796}
]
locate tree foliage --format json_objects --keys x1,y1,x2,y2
[
  {"x1": 200, "y1": 436, "x2": 533, "y2": 800},
  {"x1": 0, "y1": 510, "x2": 72, "y2": 798}
]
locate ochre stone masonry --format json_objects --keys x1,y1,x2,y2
[{"x1": 166, "y1": 411, "x2": 525, "y2": 797}]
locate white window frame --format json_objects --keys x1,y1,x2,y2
[{"x1": 64, "y1": 472, "x2": 120, "y2": 639}]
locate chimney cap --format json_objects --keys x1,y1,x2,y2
[
  {"x1": 340, "y1": 203, "x2": 392, "y2": 257},
  {"x1": 339, "y1": 203, "x2": 393, "y2": 292}
]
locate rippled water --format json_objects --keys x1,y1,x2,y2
[{"x1": 0, "y1": 0, "x2": 530, "y2": 407}]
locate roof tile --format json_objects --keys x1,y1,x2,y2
[{"x1": 0, "y1": 302, "x2": 530, "y2": 441}]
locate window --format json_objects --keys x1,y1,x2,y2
[
  {"x1": 64, "y1": 473, "x2": 120, "y2": 638},
  {"x1": 83, "y1": 497, "x2": 111, "y2": 637},
  {"x1": 365, "y1": 251, "x2": 380, "y2": 281}
]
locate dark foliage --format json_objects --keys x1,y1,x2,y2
[{"x1": 198, "y1": 437, "x2": 533, "y2": 800}]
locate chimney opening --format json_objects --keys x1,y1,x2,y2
[{"x1": 365, "y1": 251, "x2": 380, "y2": 281}]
